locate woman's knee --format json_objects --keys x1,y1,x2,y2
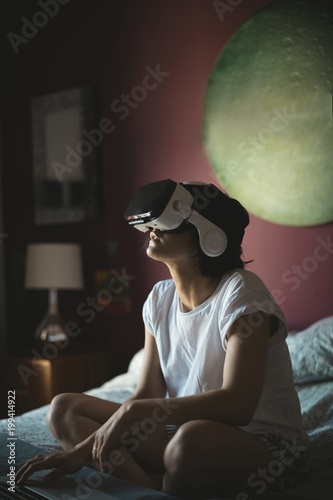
[
  {"x1": 46, "y1": 393, "x2": 80, "y2": 432},
  {"x1": 164, "y1": 420, "x2": 205, "y2": 475},
  {"x1": 164, "y1": 420, "x2": 236, "y2": 478},
  {"x1": 163, "y1": 420, "x2": 213, "y2": 495}
]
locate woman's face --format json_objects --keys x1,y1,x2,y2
[{"x1": 146, "y1": 227, "x2": 200, "y2": 265}]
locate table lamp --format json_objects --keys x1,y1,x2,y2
[{"x1": 25, "y1": 243, "x2": 83, "y2": 347}]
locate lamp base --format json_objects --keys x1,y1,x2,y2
[{"x1": 35, "y1": 311, "x2": 68, "y2": 349}]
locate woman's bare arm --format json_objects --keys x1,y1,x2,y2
[{"x1": 129, "y1": 327, "x2": 167, "y2": 400}]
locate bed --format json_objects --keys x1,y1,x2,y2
[{"x1": 1, "y1": 316, "x2": 333, "y2": 499}]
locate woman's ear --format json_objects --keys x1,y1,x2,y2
[{"x1": 188, "y1": 211, "x2": 227, "y2": 257}]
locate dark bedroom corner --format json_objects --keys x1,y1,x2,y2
[{"x1": 0, "y1": 1, "x2": 333, "y2": 499}]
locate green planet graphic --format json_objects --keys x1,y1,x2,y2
[{"x1": 203, "y1": 0, "x2": 333, "y2": 226}]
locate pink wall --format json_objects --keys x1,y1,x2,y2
[
  {"x1": 2, "y1": 0, "x2": 333, "y2": 371},
  {"x1": 245, "y1": 217, "x2": 333, "y2": 330}
]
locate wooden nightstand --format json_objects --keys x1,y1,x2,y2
[{"x1": 0, "y1": 350, "x2": 113, "y2": 418}]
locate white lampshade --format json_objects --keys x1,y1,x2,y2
[{"x1": 25, "y1": 243, "x2": 83, "y2": 290}]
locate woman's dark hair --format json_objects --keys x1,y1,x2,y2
[{"x1": 181, "y1": 183, "x2": 251, "y2": 278}]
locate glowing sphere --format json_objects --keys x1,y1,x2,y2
[{"x1": 203, "y1": 0, "x2": 333, "y2": 226}]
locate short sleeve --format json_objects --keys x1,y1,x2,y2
[
  {"x1": 142, "y1": 279, "x2": 174, "y2": 337},
  {"x1": 219, "y1": 272, "x2": 287, "y2": 350},
  {"x1": 142, "y1": 288, "x2": 155, "y2": 336}
]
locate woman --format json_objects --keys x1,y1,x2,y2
[{"x1": 17, "y1": 181, "x2": 308, "y2": 498}]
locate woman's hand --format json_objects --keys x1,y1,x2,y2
[
  {"x1": 92, "y1": 400, "x2": 140, "y2": 471},
  {"x1": 16, "y1": 445, "x2": 91, "y2": 485}
]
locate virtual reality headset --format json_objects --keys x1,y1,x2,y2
[{"x1": 124, "y1": 179, "x2": 227, "y2": 257}]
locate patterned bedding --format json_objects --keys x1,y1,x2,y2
[{"x1": 1, "y1": 317, "x2": 333, "y2": 499}]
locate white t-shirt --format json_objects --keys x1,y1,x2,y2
[{"x1": 142, "y1": 268, "x2": 308, "y2": 447}]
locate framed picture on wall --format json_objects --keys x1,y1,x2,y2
[{"x1": 31, "y1": 85, "x2": 102, "y2": 225}]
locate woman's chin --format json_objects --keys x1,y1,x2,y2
[{"x1": 146, "y1": 246, "x2": 164, "y2": 262}]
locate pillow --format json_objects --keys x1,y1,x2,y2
[
  {"x1": 286, "y1": 316, "x2": 333, "y2": 384},
  {"x1": 100, "y1": 349, "x2": 144, "y2": 390},
  {"x1": 128, "y1": 348, "x2": 144, "y2": 375}
]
